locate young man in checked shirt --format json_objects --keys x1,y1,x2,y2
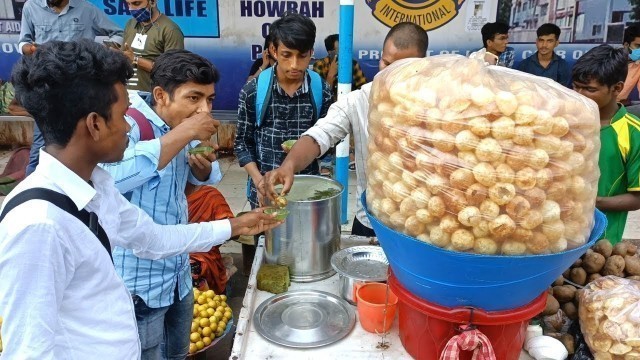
[
  {"x1": 234, "y1": 12, "x2": 332, "y2": 210},
  {"x1": 100, "y1": 50, "x2": 225, "y2": 359}
]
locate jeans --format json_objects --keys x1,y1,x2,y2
[
  {"x1": 26, "y1": 123, "x2": 44, "y2": 176},
  {"x1": 132, "y1": 284, "x2": 193, "y2": 360}
]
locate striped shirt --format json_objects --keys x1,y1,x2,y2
[
  {"x1": 234, "y1": 66, "x2": 333, "y2": 206},
  {"x1": 100, "y1": 91, "x2": 222, "y2": 307},
  {"x1": 598, "y1": 105, "x2": 640, "y2": 244}
]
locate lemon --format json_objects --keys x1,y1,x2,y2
[
  {"x1": 196, "y1": 340, "x2": 204, "y2": 350},
  {"x1": 209, "y1": 315, "x2": 217, "y2": 324},
  {"x1": 213, "y1": 295, "x2": 221, "y2": 302},
  {"x1": 205, "y1": 290, "x2": 215, "y2": 298},
  {"x1": 220, "y1": 295, "x2": 227, "y2": 302},
  {"x1": 202, "y1": 336, "x2": 212, "y2": 346},
  {"x1": 190, "y1": 332, "x2": 201, "y2": 342},
  {"x1": 224, "y1": 311, "x2": 232, "y2": 321},
  {"x1": 202, "y1": 327, "x2": 213, "y2": 337},
  {"x1": 191, "y1": 322, "x2": 198, "y2": 332},
  {"x1": 189, "y1": 343, "x2": 197, "y2": 354},
  {"x1": 197, "y1": 296, "x2": 207, "y2": 305},
  {"x1": 215, "y1": 328, "x2": 224, "y2": 338},
  {"x1": 199, "y1": 318, "x2": 210, "y2": 327},
  {"x1": 199, "y1": 310, "x2": 208, "y2": 318},
  {"x1": 214, "y1": 311, "x2": 223, "y2": 318},
  {"x1": 216, "y1": 306, "x2": 225, "y2": 313},
  {"x1": 207, "y1": 308, "x2": 215, "y2": 316}
]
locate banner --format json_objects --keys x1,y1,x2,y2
[
  {"x1": 0, "y1": 0, "x2": 621, "y2": 111},
  {"x1": 88, "y1": 0, "x2": 220, "y2": 37}
]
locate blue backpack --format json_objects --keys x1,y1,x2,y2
[{"x1": 255, "y1": 67, "x2": 323, "y2": 126}]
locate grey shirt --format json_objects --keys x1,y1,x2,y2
[{"x1": 18, "y1": 0, "x2": 123, "y2": 53}]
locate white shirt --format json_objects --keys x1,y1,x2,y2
[
  {"x1": 303, "y1": 83, "x2": 371, "y2": 228},
  {"x1": 0, "y1": 151, "x2": 231, "y2": 359}
]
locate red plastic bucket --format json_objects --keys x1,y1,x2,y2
[{"x1": 388, "y1": 272, "x2": 546, "y2": 360}]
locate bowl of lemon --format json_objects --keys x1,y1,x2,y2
[{"x1": 188, "y1": 288, "x2": 233, "y2": 356}]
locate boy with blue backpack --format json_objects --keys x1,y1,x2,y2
[{"x1": 234, "y1": 12, "x2": 332, "y2": 209}]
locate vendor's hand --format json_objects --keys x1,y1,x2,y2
[
  {"x1": 263, "y1": 164, "x2": 294, "y2": 203},
  {"x1": 229, "y1": 208, "x2": 283, "y2": 237},
  {"x1": 179, "y1": 112, "x2": 219, "y2": 142},
  {"x1": 122, "y1": 43, "x2": 135, "y2": 62},
  {"x1": 188, "y1": 148, "x2": 217, "y2": 181}
]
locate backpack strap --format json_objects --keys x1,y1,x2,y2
[
  {"x1": 255, "y1": 68, "x2": 324, "y2": 127},
  {"x1": 255, "y1": 67, "x2": 275, "y2": 128},
  {"x1": 307, "y1": 69, "x2": 323, "y2": 121},
  {"x1": 126, "y1": 108, "x2": 155, "y2": 141},
  {"x1": 0, "y1": 188, "x2": 113, "y2": 263}
]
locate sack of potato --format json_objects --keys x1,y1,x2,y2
[
  {"x1": 578, "y1": 276, "x2": 640, "y2": 359},
  {"x1": 366, "y1": 55, "x2": 601, "y2": 256}
]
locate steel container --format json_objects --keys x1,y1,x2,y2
[{"x1": 265, "y1": 175, "x2": 343, "y2": 282}]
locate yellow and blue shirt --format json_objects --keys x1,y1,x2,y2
[{"x1": 598, "y1": 105, "x2": 640, "y2": 244}]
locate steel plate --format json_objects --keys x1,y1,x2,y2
[
  {"x1": 253, "y1": 290, "x2": 356, "y2": 348},
  {"x1": 330, "y1": 246, "x2": 389, "y2": 282}
]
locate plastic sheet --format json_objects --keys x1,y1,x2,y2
[{"x1": 366, "y1": 55, "x2": 601, "y2": 256}]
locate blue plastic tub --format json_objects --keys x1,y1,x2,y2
[{"x1": 362, "y1": 193, "x2": 607, "y2": 311}]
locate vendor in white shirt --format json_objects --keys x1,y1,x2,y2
[
  {"x1": 262, "y1": 22, "x2": 428, "y2": 237},
  {"x1": 0, "y1": 39, "x2": 281, "y2": 360}
]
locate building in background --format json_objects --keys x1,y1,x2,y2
[
  {"x1": 509, "y1": 0, "x2": 576, "y2": 42},
  {"x1": 574, "y1": 0, "x2": 632, "y2": 42}
]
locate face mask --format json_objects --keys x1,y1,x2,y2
[
  {"x1": 630, "y1": 48, "x2": 640, "y2": 62},
  {"x1": 131, "y1": 6, "x2": 152, "y2": 23}
]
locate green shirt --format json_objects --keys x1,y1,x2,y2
[
  {"x1": 123, "y1": 14, "x2": 184, "y2": 91},
  {"x1": 598, "y1": 105, "x2": 640, "y2": 244}
]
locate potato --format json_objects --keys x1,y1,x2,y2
[
  {"x1": 626, "y1": 275, "x2": 640, "y2": 281},
  {"x1": 570, "y1": 267, "x2": 587, "y2": 286},
  {"x1": 588, "y1": 273, "x2": 603, "y2": 283},
  {"x1": 628, "y1": 243, "x2": 638, "y2": 256},
  {"x1": 593, "y1": 239, "x2": 614, "y2": 258},
  {"x1": 612, "y1": 242, "x2": 630, "y2": 257},
  {"x1": 560, "y1": 333, "x2": 575, "y2": 355},
  {"x1": 625, "y1": 255, "x2": 640, "y2": 276},
  {"x1": 583, "y1": 250, "x2": 606, "y2": 274},
  {"x1": 603, "y1": 255, "x2": 626, "y2": 277},
  {"x1": 573, "y1": 258, "x2": 583, "y2": 268},
  {"x1": 543, "y1": 292, "x2": 560, "y2": 315},
  {"x1": 553, "y1": 285, "x2": 576, "y2": 303},
  {"x1": 562, "y1": 301, "x2": 578, "y2": 320},
  {"x1": 553, "y1": 275, "x2": 565, "y2": 287}
]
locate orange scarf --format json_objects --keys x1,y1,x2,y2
[{"x1": 188, "y1": 186, "x2": 235, "y2": 294}]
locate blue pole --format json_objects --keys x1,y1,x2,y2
[{"x1": 336, "y1": 0, "x2": 354, "y2": 224}]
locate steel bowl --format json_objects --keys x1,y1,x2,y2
[{"x1": 330, "y1": 246, "x2": 389, "y2": 305}]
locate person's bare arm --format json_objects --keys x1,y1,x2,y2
[{"x1": 596, "y1": 192, "x2": 640, "y2": 212}]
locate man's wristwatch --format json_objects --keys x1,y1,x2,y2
[{"x1": 133, "y1": 55, "x2": 139, "y2": 67}]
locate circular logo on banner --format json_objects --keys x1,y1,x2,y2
[{"x1": 366, "y1": 0, "x2": 466, "y2": 31}]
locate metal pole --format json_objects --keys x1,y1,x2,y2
[{"x1": 336, "y1": 0, "x2": 354, "y2": 224}]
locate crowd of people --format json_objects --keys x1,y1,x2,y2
[{"x1": 0, "y1": 1, "x2": 639, "y2": 358}]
